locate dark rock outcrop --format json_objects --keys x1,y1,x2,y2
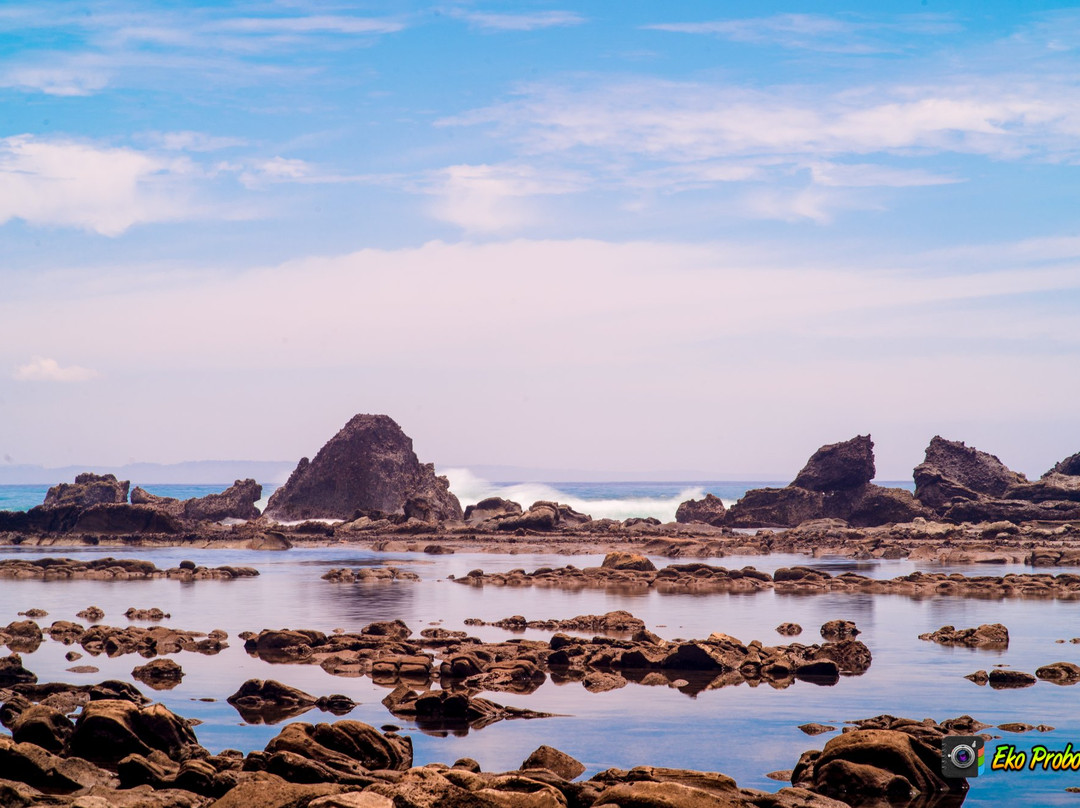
[
  {"x1": 919, "y1": 623, "x2": 1008, "y2": 648},
  {"x1": 73, "y1": 504, "x2": 184, "y2": 535},
  {"x1": 43, "y1": 473, "x2": 130, "y2": 509},
  {"x1": 264, "y1": 414, "x2": 462, "y2": 522},
  {"x1": 131, "y1": 479, "x2": 262, "y2": 521},
  {"x1": 791, "y1": 435, "x2": 875, "y2": 492},
  {"x1": 463, "y1": 497, "x2": 522, "y2": 524},
  {"x1": 675, "y1": 493, "x2": 727, "y2": 526},
  {"x1": 914, "y1": 436, "x2": 1026, "y2": 511},
  {"x1": 1047, "y1": 451, "x2": 1080, "y2": 478},
  {"x1": 1003, "y1": 473, "x2": 1080, "y2": 503},
  {"x1": 724, "y1": 487, "x2": 826, "y2": 529}
]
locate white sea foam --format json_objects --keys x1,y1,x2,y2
[{"x1": 441, "y1": 467, "x2": 717, "y2": 523}]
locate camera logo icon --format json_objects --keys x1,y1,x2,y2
[{"x1": 942, "y1": 736, "x2": 985, "y2": 778}]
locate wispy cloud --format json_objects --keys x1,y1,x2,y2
[
  {"x1": 645, "y1": 13, "x2": 961, "y2": 54},
  {"x1": 458, "y1": 11, "x2": 586, "y2": 32},
  {"x1": 13, "y1": 357, "x2": 97, "y2": 382}
]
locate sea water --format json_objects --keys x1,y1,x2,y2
[{"x1": 0, "y1": 543, "x2": 1077, "y2": 806}]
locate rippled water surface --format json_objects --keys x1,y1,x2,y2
[{"x1": 2, "y1": 545, "x2": 1078, "y2": 806}]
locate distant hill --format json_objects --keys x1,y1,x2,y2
[{"x1": 0, "y1": 461, "x2": 296, "y2": 486}]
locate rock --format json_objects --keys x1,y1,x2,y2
[
  {"x1": 132, "y1": 658, "x2": 185, "y2": 688},
  {"x1": 1036, "y1": 662, "x2": 1080, "y2": 684},
  {"x1": 264, "y1": 414, "x2": 462, "y2": 522},
  {"x1": 66, "y1": 699, "x2": 201, "y2": 764},
  {"x1": 227, "y1": 680, "x2": 319, "y2": 724},
  {"x1": 798, "y1": 723, "x2": 836, "y2": 736},
  {"x1": 208, "y1": 775, "x2": 347, "y2": 808},
  {"x1": 987, "y1": 669, "x2": 1037, "y2": 689},
  {"x1": 841, "y1": 485, "x2": 929, "y2": 527},
  {"x1": 819, "y1": 621, "x2": 859, "y2": 641},
  {"x1": 10, "y1": 704, "x2": 74, "y2": 752},
  {"x1": 43, "y1": 473, "x2": 130, "y2": 509},
  {"x1": 131, "y1": 479, "x2": 262, "y2": 521},
  {"x1": 918, "y1": 623, "x2": 1009, "y2": 648},
  {"x1": 464, "y1": 497, "x2": 523, "y2": 525},
  {"x1": 791, "y1": 435, "x2": 875, "y2": 492},
  {"x1": 494, "y1": 502, "x2": 560, "y2": 532},
  {"x1": 1004, "y1": 472, "x2": 1080, "y2": 503},
  {"x1": 998, "y1": 722, "x2": 1035, "y2": 733},
  {"x1": 17, "y1": 608, "x2": 47, "y2": 618},
  {"x1": 776, "y1": 623, "x2": 802, "y2": 636},
  {"x1": 0, "y1": 653, "x2": 37, "y2": 685},
  {"x1": 601, "y1": 552, "x2": 656, "y2": 572},
  {"x1": 72, "y1": 504, "x2": 184, "y2": 534},
  {"x1": 125, "y1": 607, "x2": 170, "y2": 621},
  {"x1": 78, "y1": 606, "x2": 106, "y2": 622},
  {"x1": 309, "y1": 794, "x2": 395, "y2": 808},
  {"x1": 675, "y1": 494, "x2": 727, "y2": 527},
  {"x1": 0, "y1": 735, "x2": 113, "y2": 792},
  {"x1": 521, "y1": 745, "x2": 585, "y2": 780},
  {"x1": 792, "y1": 728, "x2": 958, "y2": 804},
  {"x1": 1047, "y1": 451, "x2": 1080, "y2": 477},
  {"x1": 724, "y1": 487, "x2": 825, "y2": 529},
  {"x1": 914, "y1": 436, "x2": 1026, "y2": 510},
  {"x1": 263, "y1": 719, "x2": 413, "y2": 773}
]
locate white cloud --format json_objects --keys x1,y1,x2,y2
[
  {"x1": 807, "y1": 162, "x2": 960, "y2": 187},
  {"x1": 460, "y1": 11, "x2": 586, "y2": 32},
  {"x1": 427, "y1": 163, "x2": 586, "y2": 231},
  {"x1": 143, "y1": 131, "x2": 248, "y2": 152},
  {"x1": 13, "y1": 357, "x2": 97, "y2": 382},
  {"x1": 0, "y1": 63, "x2": 110, "y2": 96},
  {"x1": 0, "y1": 135, "x2": 198, "y2": 236},
  {"x1": 214, "y1": 16, "x2": 404, "y2": 35}
]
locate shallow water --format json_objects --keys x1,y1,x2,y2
[{"x1": 1, "y1": 545, "x2": 1078, "y2": 805}]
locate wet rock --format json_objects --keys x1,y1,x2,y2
[
  {"x1": 469, "y1": 611, "x2": 647, "y2": 635},
  {"x1": 227, "y1": 680, "x2": 319, "y2": 724},
  {"x1": 521, "y1": 745, "x2": 586, "y2": 780},
  {"x1": 998, "y1": 722, "x2": 1035, "y2": 733},
  {"x1": 819, "y1": 621, "x2": 859, "y2": 641},
  {"x1": 1036, "y1": 662, "x2": 1080, "y2": 684},
  {"x1": 323, "y1": 566, "x2": 421, "y2": 583},
  {"x1": 919, "y1": 623, "x2": 1009, "y2": 648},
  {"x1": 792, "y1": 435, "x2": 875, "y2": 492},
  {"x1": 776, "y1": 623, "x2": 802, "y2": 636},
  {"x1": 675, "y1": 494, "x2": 727, "y2": 527},
  {"x1": 600, "y1": 552, "x2": 656, "y2": 572},
  {"x1": 0, "y1": 735, "x2": 114, "y2": 792},
  {"x1": 125, "y1": 607, "x2": 171, "y2": 621},
  {"x1": 17, "y1": 608, "x2": 47, "y2": 618},
  {"x1": 132, "y1": 658, "x2": 185, "y2": 689},
  {"x1": 209, "y1": 775, "x2": 348, "y2": 808},
  {"x1": 792, "y1": 728, "x2": 960, "y2": 804},
  {"x1": 494, "y1": 501, "x2": 560, "y2": 532},
  {"x1": 264, "y1": 413, "x2": 462, "y2": 522},
  {"x1": 382, "y1": 686, "x2": 553, "y2": 732},
  {"x1": 43, "y1": 472, "x2": 130, "y2": 509},
  {"x1": 78, "y1": 606, "x2": 106, "y2": 621},
  {"x1": 798, "y1": 723, "x2": 836, "y2": 736},
  {"x1": 987, "y1": 669, "x2": 1037, "y2": 689},
  {"x1": 0, "y1": 653, "x2": 37, "y2": 685},
  {"x1": 66, "y1": 698, "x2": 201, "y2": 764},
  {"x1": 263, "y1": 719, "x2": 413, "y2": 774}
]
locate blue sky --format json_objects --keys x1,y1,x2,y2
[{"x1": 2, "y1": 1, "x2": 1080, "y2": 479}]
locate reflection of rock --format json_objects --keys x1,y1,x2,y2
[
  {"x1": 227, "y1": 680, "x2": 358, "y2": 724},
  {"x1": 381, "y1": 685, "x2": 553, "y2": 733},
  {"x1": 264, "y1": 414, "x2": 462, "y2": 522},
  {"x1": 1036, "y1": 661, "x2": 1080, "y2": 684},
  {"x1": 0, "y1": 653, "x2": 37, "y2": 685},
  {"x1": 919, "y1": 623, "x2": 1009, "y2": 648},
  {"x1": 132, "y1": 658, "x2": 185, "y2": 689},
  {"x1": 43, "y1": 473, "x2": 129, "y2": 509}
]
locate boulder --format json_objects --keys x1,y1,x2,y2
[
  {"x1": 132, "y1": 658, "x2": 185, "y2": 689},
  {"x1": 1046, "y1": 451, "x2": 1080, "y2": 477},
  {"x1": 675, "y1": 494, "x2": 727, "y2": 526},
  {"x1": 10, "y1": 704, "x2": 74, "y2": 753},
  {"x1": 521, "y1": 745, "x2": 586, "y2": 781},
  {"x1": 791, "y1": 436, "x2": 875, "y2": 492},
  {"x1": 792, "y1": 729, "x2": 959, "y2": 804},
  {"x1": 1036, "y1": 662, "x2": 1080, "y2": 683},
  {"x1": 131, "y1": 479, "x2": 262, "y2": 521},
  {"x1": 724, "y1": 488, "x2": 825, "y2": 529},
  {"x1": 66, "y1": 699, "x2": 201, "y2": 764},
  {"x1": 264, "y1": 414, "x2": 462, "y2": 522},
  {"x1": 840, "y1": 485, "x2": 929, "y2": 527},
  {"x1": 1003, "y1": 473, "x2": 1080, "y2": 503},
  {"x1": 43, "y1": 473, "x2": 130, "y2": 509},
  {"x1": 819, "y1": 621, "x2": 859, "y2": 641},
  {"x1": 918, "y1": 624, "x2": 1009, "y2": 648},
  {"x1": 601, "y1": 552, "x2": 656, "y2": 572},
  {"x1": 227, "y1": 679, "x2": 318, "y2": 724},
  {"x1": 494, "y1": 502, "x2": 560, "y2": 532},
  {"x1": 987, "y1": 669, "x2": 1036, "y2": 689},
  {"x1": 464, "y1": 497, "x2": 523, "y2": 525},
  {"x1": 0, "y1": 653, "x2": 37, "y2": 685},
  {"x1": 914, "y1": 436, "x2": 1026, "y2": 510},
  {"x1": 263, "y1": 720, "x2": 413, "y2": 774},
  {"x1": 72, "y1": 504, "x2": 183, "y2": 534}
]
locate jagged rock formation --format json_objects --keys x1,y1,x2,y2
[
  {"x1": 131, "y1": 479, "x2": 262, "y2": 521},
  {"x1": 721, "y1": 436, "x2": 927, "y2": 529},
  {"x1": 1047, "y1": 451, "x2": 1080, "y2": 477},
  {"x1": 913, "y1": 436, "x2": 1027, "y2": 510},
  {"x1": 43, "y1": 473, "x2": 130, "y2": 509},
  {"x1": 264, "y1": 414, "x2": 462, "y2": 522},
  {"x1": 675, "y1": 493, "x2": 726, "y2": 526}
]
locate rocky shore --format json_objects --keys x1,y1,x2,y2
[{"x1": 0, "y1": 665, "x2": 978, "y2": 808}]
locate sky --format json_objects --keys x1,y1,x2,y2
[{"x1": 2, "y1": 0, "x2": 1080, "y2": 481}]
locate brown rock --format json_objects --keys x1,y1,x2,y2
[
  {"x1": 464, "y1": 497, "x2": 523, "y2": 524},
  {"x1": 43, "y1": 473, "x2": 130, "y2": 509},
  {"x1": 132, "y1": 479, "x2": 262, "y2": 521},
  {"x1": 521, "y1": 745, "x2": 586, "y2": 780},
  {"x1": 919, "y1": 623, "x2": 1009, "y2": 648},
  {"x1": 601, "y1": 552, "x2": 656, "y2": 572},
  {"x1": 675, "y1": 494, "x2": 727, "y2": 527},
  {"x1": 264, "y1": 414, "x2": 462, "y2": 522},
  {"x1": 1036, "y1": 662, "x2": 1080, "y2": 684},
  {"x1": 791, "y1": 435, "x2": 875, "y2": 492},
  {"x1": 914, "y1": 436, "x2": 1026, "y2": 510}
]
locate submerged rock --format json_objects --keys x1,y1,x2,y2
[{"x1": 264, "y1": 414, "x2": 462, "y2": 522}]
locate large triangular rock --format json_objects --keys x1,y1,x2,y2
[{"x1": 264, "y1": 414, "x2": 462, "y2": 522}]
